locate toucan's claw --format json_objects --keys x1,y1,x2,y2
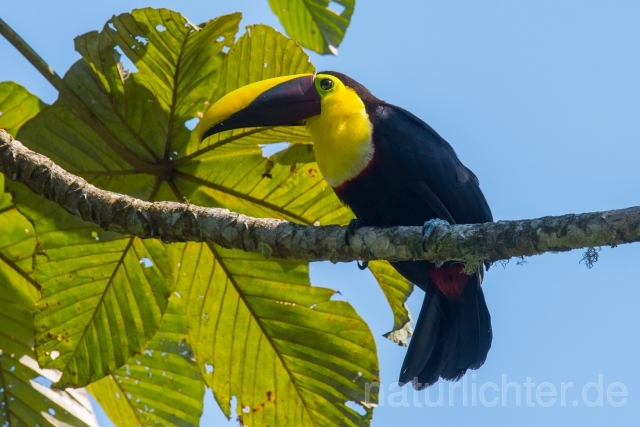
[
  {"x1": 357, "y1": 261, "x2": 369, "y2": 270},
  {"x1": 345, "y1": 219, "x2": 369, "y2": 271},
  {"x1": 344, "y1": 218, "x2": 362, "y2": 246},
  {"x1": 422, "y1": 218, "x2": 450, "y2": 252}
]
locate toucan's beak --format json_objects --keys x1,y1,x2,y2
[{"x1": 198, "y1": 74, "x2": 320, "y2": 141}]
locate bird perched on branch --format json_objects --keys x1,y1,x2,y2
[{"x1": 198, "y1": 72, "x2": 493, "y2": 389}]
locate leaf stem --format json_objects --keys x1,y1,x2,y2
[
  {"x1": 0, "y1": 250, "x2": 40, "y2": 291},
  {"x1": 0, "y1": 18, "x2": 164, "y2": 175},
  {"x1": 0, "y1": 18, "x2": 67, "y2": 93}
]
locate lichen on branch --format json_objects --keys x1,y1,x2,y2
[{"x1": 1, "y1": 130, "x2": 639, "y2": 267}]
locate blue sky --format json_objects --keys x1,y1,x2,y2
[{"x1": 2, "y1": 1, "x2": 640, "y2": 426}]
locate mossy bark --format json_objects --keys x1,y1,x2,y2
[{"x1": 2, "y1": 130, "x2": 639, "y2": 265}]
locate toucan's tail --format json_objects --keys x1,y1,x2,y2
[{"x1": 398, "y1": 269, "x2": 492, "y2": 389}]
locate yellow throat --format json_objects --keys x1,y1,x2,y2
[{"x1": 305, "y1": 75, "x2": 374, "y2": 188}]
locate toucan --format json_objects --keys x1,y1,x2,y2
[{"x1": 198, "y1": 72, "x2": 493, "y2": 389}]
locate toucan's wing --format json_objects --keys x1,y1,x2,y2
[{"x1": 373, "y1": 103, "x2": 493, "y2": 225}]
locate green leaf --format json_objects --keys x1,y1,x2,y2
[
  {"x1": 0, "y1": 176, "x2": 38, "y2": 358},
  {"x1": 268, "y1": 0, "x2": 355, "y2": 55},
  {"x1": 175, "y1": 243, "x2": 379, "y2": 427},
  {"x1": 271, "y1": 143, "x2": 316, "y2": 165},
  {"x1": 0, "y1": 174, "x2": 97, "y2": 426},
  {"x1": 0, "y1": 183, "x2": 38, "y2": 311},
  {"x1": 263, "y1": 143, "x2": 316, "y2": 179},
  {"x1": 12, "y1": 181, "x2": 175, "y2": 389},
  {"x1": 0, "y1": 81, "x2": 47, "y2": 136},
  {"x1": 0, "y1": 288, "x2": 97, "y2": 427},
  {"x1": 0, "y1": 351, "x2": 99, "y2": 426},
  {"x1": 11, "y1": 9, "x2": 240, "y2": 388},
  {"x1": 0, "y1": 82, "x2": 44, "y2": 288},
  {"x1": 88, "y1": 287, "x2": 204, "y2": 427},
  {"x1": 368, "y1": 261, "x2": 414, "y2": 346},
  {"x1": 11, "y1": 8, "x2": 367, "y2": 425},
  {"x1": 196, "y1": 23, "x2": 315, "y2": 156}
]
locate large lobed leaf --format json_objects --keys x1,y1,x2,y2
[
  {"x1": 176, "y1": 243, "x2": 378, "y2": 426},
  {"x1": 268, "y1": 0, "x2": 355, "y2": 55},
  {"x1": 87, "y1": 284, "x2": 204, "y2": 427},
  {"x1": 8, "y1": 7, "x2": 378, "y2": 427},
  {"x1": 0, "y1": 83, "x2": 98, "y2": 426},
  {"x1": 12, "y1": 9, "x2": 240, "y2": 389},
  {"x1": 368, "y1": 261, "x2": 414, "y2": 346},
  {"x1": 13, "y1": 182, "x2": 175, "y2": 389},
  {"x1": 0, "y1": 179, "x2": 97, "y2": 427}
]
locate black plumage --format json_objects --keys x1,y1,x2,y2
[{"x1": 324, "y1": 71, "x2": 493, "y2": 388}]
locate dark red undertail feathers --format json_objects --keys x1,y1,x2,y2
[
  {"x1": 428, "y1": 263, "x2": 468, "y2": 300},
  {"x1": 399, "y1": 265, "x2": 492, "y2": 389}
]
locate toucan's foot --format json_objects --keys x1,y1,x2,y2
[
  {"x1": 344, "y1": 218, "x2": 362, "y2": 246},
  {"x1": 345, "y1": 219, "x2": 369, "y2": 271},
  {"x1": 422, "y1": 218, "x2": 450, "y2": 252}
]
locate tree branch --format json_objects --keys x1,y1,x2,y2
[{"x1": 1, "y1": 130, "x2": 639, "y2": 267}]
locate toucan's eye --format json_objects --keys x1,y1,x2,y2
[{"x1": 320, "y1": 78, "x2": 333, "y2": 90}]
